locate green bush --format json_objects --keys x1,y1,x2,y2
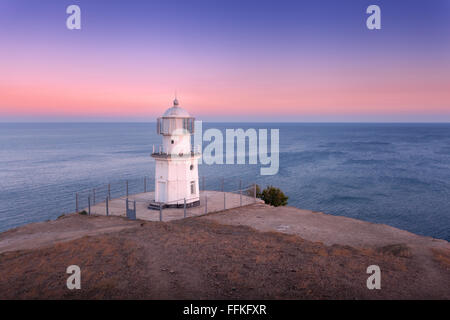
[
  {"x1": 78, "y1": 210, "x2": 88, "y2": 215},
  {"x1": 260, "y1": 185, "x2": 288, "y2": 207}
]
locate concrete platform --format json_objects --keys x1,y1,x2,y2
[{"x1": 85, "y1": 190, "x2": 263, "y2": 222}]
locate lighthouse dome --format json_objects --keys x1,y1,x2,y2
[
  {"x1": 157, "y1": 99, "x2": 195, "y2": 136},
  {"x1": 162, "y1": 99, "x2": 191, "y2": 118}
]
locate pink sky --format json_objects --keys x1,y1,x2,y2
[
  {"x1": 2, "y1": 54, "x2": 449, "y2": 121},
  {"x1": 1, "y1": 1, "x2": 449, "y2": 122}
]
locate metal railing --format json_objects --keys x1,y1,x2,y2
[
  {"x1": 74, "y1": 176, "x2": 260, "y2": 222},
  {"x1": 151, "y1": 144, "x2": 201, "y2": 155},
  {"x1": 75, "y1": 176, "x2": 152, "y2": 214}
]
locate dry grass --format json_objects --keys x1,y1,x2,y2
[
  {"x1": 1, "y1": 218, "x2": 448, "y2": 299},
  {"x1": 432, "y1": 248, "x2": 450, "y2": 270}
]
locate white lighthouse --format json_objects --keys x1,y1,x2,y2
[{"x1": 150, "y1": 99, "x2": 200, "y2": 208}]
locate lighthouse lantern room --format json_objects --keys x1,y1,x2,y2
[{"x1": 151, "y1": 99, "x2": 200, "y2": 208}]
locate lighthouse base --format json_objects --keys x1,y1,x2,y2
[{"x1": 148, "y1": 200, "x2": 200, "y2": 210}]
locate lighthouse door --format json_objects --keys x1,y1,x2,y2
[{"x1": 158, "y1": 182, "x2": 166, "y2": 202}]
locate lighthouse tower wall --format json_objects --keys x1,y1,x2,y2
[
  {"x1": 162, "y1": 134, "x2": 191, "y2": 155},
  {"x1": 152, "y1": 99, "x2": 200, "y2": 206},
  {"x1": 155, "y1": 157, "x2": 199, "y2": 204}
]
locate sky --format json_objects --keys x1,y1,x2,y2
[{"x1": 0, "y1": 0, "x2": 449, "y2": 122}]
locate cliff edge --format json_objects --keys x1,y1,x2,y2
[{"x1": 0, "y1": 203, "x2": 448, "y2": 299}]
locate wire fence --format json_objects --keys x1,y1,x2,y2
[
  {"x1": 75, "y1": 176, "x2": 152, "y2": 214},
  {"x1": 74, "y1": 176, "x2": 261, "y2": 222}
]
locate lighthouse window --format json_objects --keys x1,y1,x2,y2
[
  {"x1": 171, "y1": 140, "x2": 174, "y2": 144},
  {"x1": 190, "y1": 164, "x2": 194, "y2": 170},
  {"x1": 190, "y1": 181, "x2": 195, "y2": 194}
]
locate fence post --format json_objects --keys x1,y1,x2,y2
[
  {"x1": 144, "y1": 177, "x2": 147, "y2": 193},
  {"x1": 204, "y1": 192, "x2": 208, "y2": 214},
  {"x1": 76, "y1": 193, "x2": 79, "y2": 213},
  {"x1": 134, "y1": 200, "x2": 136, "y2": 219},
  {"x1": 239, "y1": 180, "x2": 242, "y2": 206},
  {"x1": 126, "y1": 180, "x2": 129, "y2": 198},
  {"x1": 224, "y1": 191, "x2": 226, "y2": 210},
  {"x1": 202, "y1": 176, "x2": 205, "y2": 191},
  {"x1": 93, "y1": 188, "x2": 96, "y2": 205},
  {"x1": 184, "y1": 198, "x2": 186, "y2": 218},
  {"x1": 254, "y1": 183, "x2": 257, "y2": 203},
  {"x1": 106, "y1": 196, "x2": 109, "y2": 216},
  {"x1": 159, "y1": 204, "x2": 162, "y2": 222},
  {"x1": 108, "y1": 183, "x2": 111, "y2": 199},
  {"x1": 88, "y1": 196, "x2": 91, "y2": 215},
  {"x1": 126, "y1": 198, "x2": 129, "y2": 217},
  {"x1": 221, "y1": 178, "x2": 224, "y2": 192}
]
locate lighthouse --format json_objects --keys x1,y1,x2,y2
[{"x1": 150, "y1": 99, "x2": 200, "y2": 208}]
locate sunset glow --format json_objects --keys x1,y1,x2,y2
[{"x1": 1, "y1": 0, "x2": 449, "y2": 121}]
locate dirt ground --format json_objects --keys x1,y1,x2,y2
[{"x1": 0, "y1": 204, "x2": 449, "y2": 299}]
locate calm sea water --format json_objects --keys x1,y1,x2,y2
[{"x1": 0, "y1": 123, "x2": 449, "y2": 241}]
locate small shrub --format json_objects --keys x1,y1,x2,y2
[
  {"x1": 260, "y1": 185, "x2": 288, "y2": 207},
  {"x1": 78, "y1": 210, "x2": 88, "y2": 215}
]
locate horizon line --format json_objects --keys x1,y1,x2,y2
[{"x1": 1, "y1": 121, "x2": 450, "y2": 124}]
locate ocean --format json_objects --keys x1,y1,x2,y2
[{"x1": 0, "y1": 123, "x2": 449, "y2": 241}]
